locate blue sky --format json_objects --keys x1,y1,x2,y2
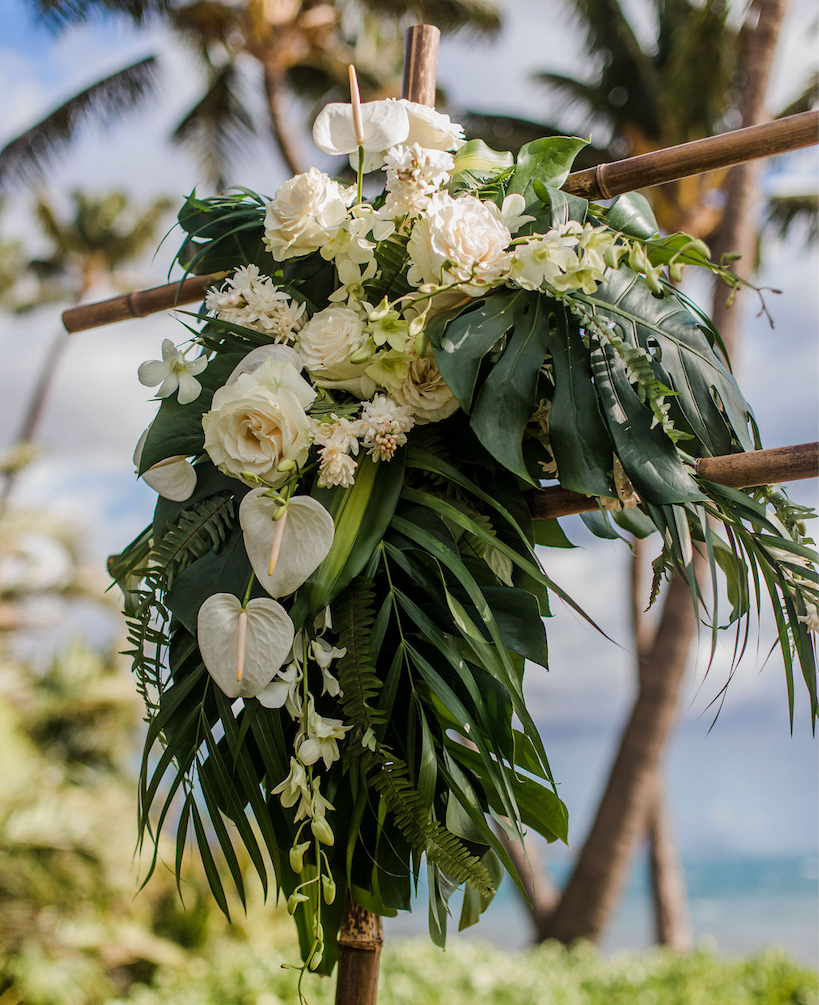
[{"x1": 0, "y1": 0, "x2": 817, "y2": 874}]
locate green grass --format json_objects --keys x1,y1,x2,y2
[{"x1": 109, "y1": 936, "x2": 818, "y2": 1005}]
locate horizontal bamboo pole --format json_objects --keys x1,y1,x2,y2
[
  {"x1": 528, "y1": 442, "x2": 819, "y2": 520},
  {"x1": 61, "y1": 113, "x2": 818, "y2": 336},
  {"x1": 564, "y1": 111, "x2": 818, "y2": 200}
]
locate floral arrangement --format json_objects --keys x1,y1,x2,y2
[{"x1": 111, "y1": 78, "x2": 818, "y2": 997}]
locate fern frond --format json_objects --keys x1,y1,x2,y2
[
  {"x1": 151, "y1": 494, "x2": 235, "y2": 589},
  {"x1": 362, "y1": 745, "x2": 495, "y2": 897},
  {"x1": 333, "y1": 578, "x2": 386, "y2": 731}
]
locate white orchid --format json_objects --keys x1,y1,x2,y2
[
  {"x1": 297, "y1": 696, "x2": 350, "y2": 769},
  {"x1": 257, "y1": 661, "x2": 302, "y2": 712},
  {"x1": 138, "y1": 339, "x2": 207, "y2": 404},
  {"x1": 133, "y1": 428, "x2": 196, "y2": 502},
  {"x1": 197, "y1": 594, "x2": 295, "y2": 699},
  {"x1": 239, "y1": 490, "x2": 335, "y2": 599}
]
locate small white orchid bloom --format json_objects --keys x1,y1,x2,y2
[
  {"x1": 133, "y1": 428, "x2": 196, "y2": 502},
  {"x1": 197, "y1": 593, "x2": 295, "y2": 699},
  {"x1": 257, "y1": 661, "x2": 301, "y2": 711},
  {"x1": 138, "y1": 339, "x2": 207, "y2": 404},
  {"x1": 239, "y1": 490, "x2": 335, "y2": 599},
  {"x1": 271, "y1": 757, "x2": 311, "y2": 810},
  {"x1": 312, "y1": 67, "x2": 409, "y2": 168},
  {"x1": 297, "y1": 696, "x2": 350, "y2": 769},
  {"x1": 310, "y1": 638, "x2": 346, "y2": 697},
  {"x1": 500, "y1": 193, "x2": 536, "y2": 234}
]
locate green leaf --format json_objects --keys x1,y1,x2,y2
[
  {"x1": 431, "y1": 290, "x2": 520, "y2": 411},
  {"x1": 533, "y1": 518, "x2": 576, "y2": 548},
  {"x1": 599, "y1": 192, "x2": 659, "y2": 239},
  {"x1": 470, "y1": 293, "x2": 548, "y2": 484},
  {"x1": 166, "y1": 526, "x2": 253, "y2": 632},
  {"x1": 507, "y1": 135, "x2": 589, "y2": 200},
  {"x1": 548, "y1": 305, "x2": 613, "y2": 497},
  {"x1": 452, "y1": 138, "x2": 514, "y2": 179},
  {"x1": 140, "y1": 353, "x2": 245, "y2": 472},
  {"x1": 153, "y1": 461, "x2": 238, "y2": 538}
]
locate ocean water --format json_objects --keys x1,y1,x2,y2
[{"x1": 384, "y1": 853, "x2": 819, "y2": 965}]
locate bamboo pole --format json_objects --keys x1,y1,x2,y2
[
  {"x1": 563, "y1": 111, "x2": 818, "y2": 201},
  {"x1": 527, "y1": 442, "x2": 819, "y2": 520},
  {"x1": 60, "y1": 113, "x2": 817, "y2": 336},
  {"x1": 333, "y1": 28, "x2": 441, "y2": 1005}
]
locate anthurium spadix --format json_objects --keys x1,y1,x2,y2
[
  {"x1": 197, "y1": 594, "x2": 295, "y2": 699},
  {"x1": 239, "y1": 490, "x2": 335, "y2": 599}
]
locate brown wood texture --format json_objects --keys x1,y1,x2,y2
[
  {"x1": 564, "y1": 111, "x2": 818, "y2": 200},
  {"x1": 402, "y1": 24, "x2": 441, "y2": 104},
  {"x1": 528, "y1": 442, "x2": 819, "y2": 520},
  {"x1": 62, "y1": 273, "x2": 220, "y2": 333},
  {"x1": 334, "y1": 896, "x2": 384, "y2": 1005}
]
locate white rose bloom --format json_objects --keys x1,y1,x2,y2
[
  {"x1": 369, "y1": 352, "x2": 457, "y2": 426},
  {"x1": 202, "y1": 358, "x2": 315, "y2": 486},
  {"x1": 297, "y1": 305, "x2": 368, "y2": 382},
  {"x1": 407, "y1": 192, "x2": 512, "y2": 293},
  {"x1": 263, "y1": 167, "x2": 354, "y2": 261}
]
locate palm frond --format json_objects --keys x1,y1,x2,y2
[
  {"x1": 0, "y1": 56, "x2": 159, "y2": 195},
  {"x1": 763, "y1": 193, "x2": 819, "y2": 245},
  {"x1": 354, "y1": 0, "x2": 502, "y2": 35},
  {"x1": 31, "y1": 0, "x2": 173, "y2": 30},
  {"x1": 777, "y1": 72, "x2": 819, "y2": 118},
  {"x1": 172, "y1": 64, "x2": 256, "y2": 192}
]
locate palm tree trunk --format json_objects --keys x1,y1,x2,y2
[
  {"x1": 541, "y1": 555, "x2": 704, "y2": 944},
  {"x1": 710, "y1": 0, "x2": 790, "y2": 352},
  {"x1": 262, "y1": 60, "x2": 305, "y2": 177}
]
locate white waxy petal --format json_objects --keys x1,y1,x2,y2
[
  {"x1": 142, "y1": 455, "x2": 197, "y2": 501},
  {"x1": 138, "y1": 359, "x2": 170, "y2": 387},
  {"x1": 176, "y1": 370, "x2": 203, "y2": 404},
  {"x1": 313, "y1": 100, "x2": 409, "y2": 156},
  {"x1": 226, "y1": 344, "x2": 303, "y2": 384},
  {"x1": 197, "y1": 594, "x2": 295, "y2": 699},
  {"x1": 240, "y1": 491, "x2": 335, "y2": 599}
]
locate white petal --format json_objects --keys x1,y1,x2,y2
[
  {"x1": 133, "y1": 427, "x2": 149, "y2": 468},
  {"x1": 176, "y1": 371, "x2": 202, "y2": 404},
  {"x1": 227, "y1": 345, "x2": 303, "y2": 385},
  {"x1": 256, "y1": 678, "x2": 292, "y2": 708},
  {"x1": 161, "y1": 338, "x2": 181, "y2": 362},
  {"x1": 198, "y1": 594, "x2": 295, "y2": 699},
  {"x1": 358, "y1": 100, "x2": 409, "y2": 152},
  {"x1": 156, "y1": 372, "x2": 180, "y2": 398},
  {"x1": 313, "y1": 103, "x2": 360, "y2": 155},
  {"x1": 138, "y1": 359, "x2": 170, "y2": 387},
  {"x1": 240, "y1": 491, "x2": 335, "y2": 599},
  {"x1": 142, "y1": 456, "x2": 197, "y2": 501}
]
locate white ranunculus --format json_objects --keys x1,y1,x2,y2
[
  {"x1": 263, "y1": 167, "x2": 354, "y2": 261},
  {"x1": 297, "y1": 305, "x2": 368, "y2": 382},
  {"x1": 407, "y1": 192, "x2": 512, "y2": 293},
  {"x1": 197, "y1": 594, "x2": 295, "y2": 699},
  {"x1": 202, "y1": 358, "x2": 315, "y2": 486}
]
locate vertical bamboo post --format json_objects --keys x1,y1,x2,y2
[{"x1": 333, "y1": 24, "x2": 440, "y2": 1005}]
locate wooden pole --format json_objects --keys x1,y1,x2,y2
[
  {"x1": 563, "y1": 111, "x2": 818, "y2": 201},
  {"x1": 333, "y1": 29, "x2": 442, "y2": 1005},
  {"x1": 527, "y1": 441, "x2": 819, "y2": 520}
]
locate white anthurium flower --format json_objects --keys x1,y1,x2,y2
[
  {"x1": 197, "y1": 593, "x2": 295, "y2": 699},
  {"x1": 313, "y1": 99, "x2": 410, "y2": 165},
  {"x1": 239, "y1": 490, "x2": 335, "y2": 599},
  {"x1": 138, "y1": 339, "x2": 207, "y2": 404},
  {"x1": 133, "y1": 428, "x2": 196, "y2": 502},
  {"x1": 226, "y1": 344, "x2": 304, "y2": 385}
]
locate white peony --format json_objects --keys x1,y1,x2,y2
[
  {"x1": 263, "y1": 167, "x2": 354, "y2": 261},
  {"x1": 202, "y1": 358, "x2": 315, "y2": 486},
  {"x1": 297, "y1": 305, "x2": 368, "y2": 382},
  {"x1": 407, "y1": 191, "x2": 512, "y2": 293}
]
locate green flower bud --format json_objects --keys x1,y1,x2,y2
[
  {"x1": 287, "y1": 891, "x2": 309, "y2": 914},
  {"x1": 322, "y1": 874, "x2": 337, "y2": 904},
  {"x1": 289, "y1": 840, "x2": 311, "y2": 874},
  {"x1": 308, "y1": 950, "x2": 324, "y2": 971},
  {"x1": 311, "y1": 815, "x2": 335, "y2": 846}
]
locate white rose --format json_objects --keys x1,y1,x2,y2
[
  {"x1": 407, "y1": 192, "x2": 512, "y2": 293},
  {"x1": 202, "y1": 358, "x2": 315, "y2": 486},
  {"x1": 371, "y1": 349, "x2": 458, "y2": 425},
  {"x1": 297, "y1": 305, "x2": 369, "y2": 382},
  {"x1": 263, "y1": 167, "x2": 354, "y2": 261}
]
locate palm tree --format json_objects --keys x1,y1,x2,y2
[
  {"x1": 0, "y1": 189, "x2": 173, "y2": 515},
  {"x1": 483, "y1": 0, "x2": 806, "y2": 950},
  {"x1": 0, "y1": 0, "x2": 502, "y2": 192}
]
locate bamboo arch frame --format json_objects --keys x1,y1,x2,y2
[{"x1": 55, "y1": 23, "x2": 818, "y2": 1005}]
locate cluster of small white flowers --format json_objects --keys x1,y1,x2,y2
[
  {"x1": 358, "y1": 394, "x2": 416, "y2": 460},
  {"x1": 381, "y1": 144, "x2": 455, "y2": 221},
  {"x1": 205, "y1": 265, "x2": 306, "y2": 341},
  {"x1": 312, "y1": 414, "x2": 362, "y2": 488},
  {"x1": 509, "y1": 222, "x2": 625, "y2": 295}
]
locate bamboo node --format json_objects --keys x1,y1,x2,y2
[{"x1": 595, "y1": 163, "x2": 613, "y2": 200}]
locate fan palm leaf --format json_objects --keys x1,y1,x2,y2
[{"x1": 30, "y1": 0, "x2": 173, "y2": 30}]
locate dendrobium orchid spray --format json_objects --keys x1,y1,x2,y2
[{"x1": 112, "y1": 64, "x2": 818, "y2": 1002}]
